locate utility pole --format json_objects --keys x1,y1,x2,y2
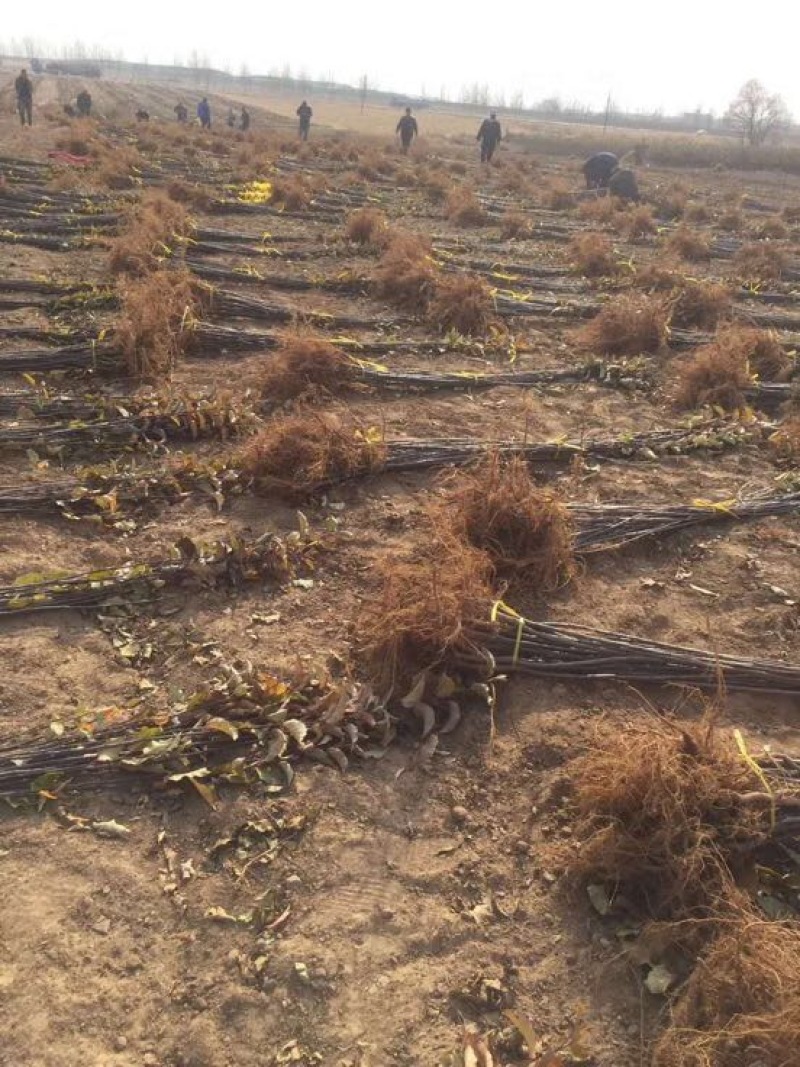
[{"x1": 603, "y1": 91, "x2": 612, "y2": 132}]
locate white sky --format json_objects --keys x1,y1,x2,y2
[{"x1": 2, "y1": 0, "x2": 799, "y2": 117}]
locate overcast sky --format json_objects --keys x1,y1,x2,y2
[{"x1": 2, "y1": 0, "x2": 798, "y2": 117}]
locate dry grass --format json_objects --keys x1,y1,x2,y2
[
  {"x1": 665, "y1": 225, "x2": 711, "y2": 262},
  {"x1": 345, "y1": 207, "x2": 390, "y2": 247},
  {"x1": 420, "y1": 169, "x2": 453, "y2": 204},
  {"x1": 733, "y1": 242, "x2": 788, "y2": 283},
  {"x1": 109, "y1": 193, "x2": 190, "y2": 277},
  {"x1": 569, "y1": 233, "x2": 619, "y2": 278},
  {"x1": 270, "y1": 176, "x2": 314, "y2": 211},
  {"x1": 614, "y1": 203, "x2": 657, "y2": 241},
  {"x1": 633, "y1": 263, "x2": 683, "y2": 292},
  {"x1": 166, "y1": 179, "x2": 213, "y2": 211},
  {"x1": 427, "y1": 274, "x2": 497, "y2": 336},
  {"x1": 754, "y1": 216, "x2": 789, "y2": 240},
  {"x1": 237, "y1": 413, "x2": 387, "y2": 499},
  {"x1": 500, "y1": 210, "x2": 532, "y2": 239},
  {"x1": 373, "y1": 234, "x2": 438, "y2": 312},
  {"x1": 717, "y1": 208, "x2": 745, "y2": 232},
  {"x1": 446, "y1": 186, "x2": 487, "y2": 227},
  {"x1": 674, "y1": 346, "x2": 753, "y2": 411},
  {"x1": 116, "y1": 270, "x2": 196, "y2": 381},
  {"x1": 654, "y1": 182, "x2": 689, "y2": 220},
  {"x1": 569, "y1": 716, "x2": 767, "y2": 928},
  {"x1": 544, "y1": 180, "x2": 577, "y2": 211},
  {"x1": 574, "y1": 294, "x2": 669, "y2": 355},
  {"x1": 357, "y1": 538, "x2": 494, "y2": 686},
  {"x1": 684, "y1": 201, "x2": 710, "y2": 223},
  {"x1": 768, "y1": 416, "x2": 800, "y2": 461},
  {"x1": 258, "y1": 334, "x2": 356, "y2": 405},
  {"x1": 434, "y1": 454, "x2": 575, "y2": 590},
  {"x1": 577, "y1": 197, "x2": 617, "y2": 224},
  {"x1": 668, "y1": 278, "x2": 732, "y2": 330},
  {"x1": 716, "y1": 324, "x2": 789, "y2": 381},
  {"x1": 653, "y1": 918, "x2": 800, "y2": 1067},
  {"x1": 781, "y1": 203, "x2": 800, "y2": 224}
]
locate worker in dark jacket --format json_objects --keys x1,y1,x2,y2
[
  {"x1": 582, "y1": 151, "x2": 619, "y2": 189},
  {"x1": 15, "y1": 69, "x2": 33, "y2": 127},
  {"x1": 609, "y1": 168, "x2": 640, "y2": 202},
  {"x1": 174, "y1": 102, "x2": 188, "y2": 123},
  {"x1": 197, "y1": 97, "x2": 212, "y2": 129},
  {"x1": 396, "y1": 107, "x2": 418, "y2": 153},
  {"x1": 240, "y1": 107, "x2": 251, "y2": 132},
  {"x1": 477, "y1": 112, "x2": 502, "y2": 163},
  {"x1": 297, "y1": 100, "x2": 313, "y2": 140},
  {"x1": 76, "y1": 90, "x2": 92, "y2": 117}
]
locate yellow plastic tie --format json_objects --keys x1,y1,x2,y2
[
  {"x1": 490, "y1": 600, "x2": 525, "y2": 665},
  {"x1": 734, "y1": 729, "x2": 775, "y2": 831},
  {"x1": 691, "y1": 498, "x2": 737, "y2": 514}
]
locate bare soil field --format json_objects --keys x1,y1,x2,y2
[{"x1": 1, "y1": 73, "x2": 800, "y2": 1067}]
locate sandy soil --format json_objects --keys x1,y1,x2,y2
[{"x1": 0, "y1": 72, "x2": 799, "y2": 1067}]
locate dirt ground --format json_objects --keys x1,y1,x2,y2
[{"x1": 0, "y1": 72, "x2": 800, "y2": 1067}]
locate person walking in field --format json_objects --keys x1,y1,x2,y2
[
  {"x1": 76, "y1": 90, "x2": 92, "y2": 118},
  {"x1": 296, "y1": 100, "x2": 313, "y2": 140},
  {"x1": 476, "y1": 112, "x2": 502, "y2": 163},
  {"x1": 396, "y1": 107, "x2": 418, "y2": 154},
  {"x1": 197, "y1": 97, "x2": 212, "y2": 129},
  {"x1": 15, "y1": 69, "x2": 33, "y2": 127},
  {"x1": 240, "y1": 107, "x2": 251, "y2": 132},
  {"x1": 174, "y1": 102, "x2": 188, "y2": 123}
]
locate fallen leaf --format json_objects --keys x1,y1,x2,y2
[{"x1": 91, "y1": 820, "x2": 131, "y2": 840}]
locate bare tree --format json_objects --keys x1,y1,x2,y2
[{"x1": 725, "y1": 80, "x2": 791, "y2": 146}]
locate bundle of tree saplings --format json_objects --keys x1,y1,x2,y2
[
  {"x1": 0, "y1": 663, "x2": 393, "y2": 802},
  {"x1": 0, "y1": 531, "x2": 314, "y2": 618},
  {"x1": 237, "y1": 412, "x2": 759, "y2": 500},
  {"x1": 257, "y1": 334, "x2": 650, "y2": 406}
]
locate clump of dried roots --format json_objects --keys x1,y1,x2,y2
[
  {"x1": 653, "y1": 917, "x2": 800, "y2": 1067},
  {"x1": 673, "y1": 345, "x2": 753, "y2": 412},
  {"x1": 237, "y1": 413, "x2": 386, "y2": 499},
  {"x1": 357, "y1": 539, "x2": 493, "y2": 686},
  {"x1": 569, "y1": 233, "x2": 620, "y2": 278},
  {"x1": 258, "y1": 334, "x2": 356, "y2": 405},
  {"x1": 568, "y1": 717, "x2": 769, "y2": 928},
  {"x1": 575, "y1": 294, "x2": 669, "y2": 355},
  {"x1": 109, "y1": 192, "x2": 190, "y2": 276},
  {"x1": 668, "y1": 278, "x2": 732, "y2": 330},
  {"x1": 426, "y1": 274, "x2": 497, "y2": 336},
  {"x1": 373, "y1": 234, "x2": 439, "y2": 312},
  {"x1": 116, "y1": 270, "x2": 197, "y2": 381},
  {"x1": 345, "y1": 207, "x2": 390, "y2": 247},
  {"x1": 446, "y1": 186, "x2": 487, "y2": 227},
  {"x1": 434, "y1": 454, "x2": 575, "y2": 590}
]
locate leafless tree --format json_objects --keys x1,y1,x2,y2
[{"x1": 725, "y1": 80, "x2": 791, "y2": 146}]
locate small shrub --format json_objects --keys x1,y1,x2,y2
[
  {"x1": 577, "y1": 197, "x2": 617, "y2": 224},
  {"x1": 259, "y1": 334, "x2": 354, "y2": 404},
  {"x1": 717, "y1": 208, "x2": 744, "y2": 232},
  {"x1": 615, "y1": 203, "x2": 657, "y2": 241}
]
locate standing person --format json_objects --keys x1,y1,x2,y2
[
  {"x1": 476, "y1": 112, "x2": 502, "y2": 163},
  {"x1": 174, "y1": 102, "x2": 188, "y2": 123},
  {"x1": 197, "y1": 97, "x2": 212, "y2": 129},
  {"x1": 395, "y1": 106, "x2": 418, "y2": 154},
  {"x1": 15, "y1": 69, "x2": 33, "y2": 127},
  {"x1": 76, "y1": 89, "x2": 92, "y2": 117},
  {"x1": 240, "y1": 107, "x2": 251, "y2": 132},
  {"x1": 296, "y1": 100, "x2": 313, "y2": 141}
]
